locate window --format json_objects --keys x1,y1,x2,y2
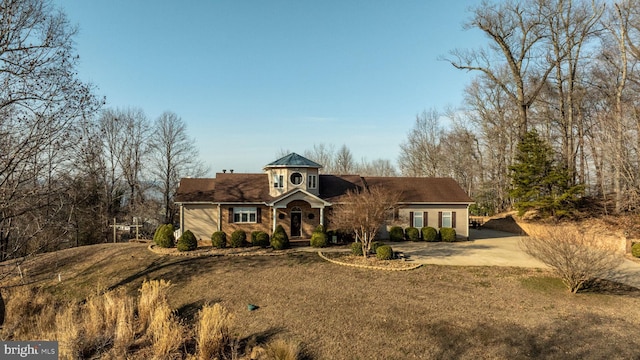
[
  {"x1": 308, "y1": 174, "x2": 317, "y2": 189},
  {"x1": 412, "y1": 212, "x2": 423, "y2": 228},
  {"x1": 233, "y1": 207, "x2": 257, "y2": 223},
  {"x1": 273, "y1": 174, "x2": 284, "y2": 188},
  {"x1": 290, "y1": 172, "x2": 303, "y2": 185},
  {"x1": 441, "y1": 211, "x2": 452, "y2": 228}
]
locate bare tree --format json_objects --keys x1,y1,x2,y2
[
  {"x1": 303, "y1": 143, "x2": 335, "y2": 173},
  {"x1": 334, "y1": 144, "x2": 355, "y2": 174},
  {"x1": 448, "y1": 0, "x2": 557, "y2": 136},
  {"x1": 398, "y1": 109, "x2": 445, "y2": 177},
  {"x1": 357, "y1": 158, "x2": 397, "y2": 177},
  {"x1": 521, "y1": 226, "x2": 623, "y2": 293},
  {"x1": 149, "y1": 112, "x2": 207, "y2": 224},
  {"x1": 330, "y1": 186, "x2": 400, "y2": 257}
]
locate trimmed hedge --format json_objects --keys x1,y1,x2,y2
[
  {"x1": 422, "y1": 227, "x2": 438, "y2": 242},
  {"x1": 177, "y1": 230, "x2": 197, "y2": 252},
  {"x1": 251, "y1": 231, "x2": 261, "y2": 245},
  {"x1": 310, "y1": 228, "x2": 328, "y2": 248},
  {"x1": 440, "y1": 227, "x2": 457, "y2": 242},
  {"x1": 389, "y1": 226, "x2": 404, "y2": 241},
  {"x1": 405, "y1": 227, "x2": 420, "y2": 241},
  {"x1": 351, "y1": 242, "x2": 364, "y2": 256},
  {"x1": 370, "y1": 241, "x2": 384, "y2": 254},
  {"x1": 230, "y1": 229, "x2": 247, "y2": 248},
  {"x1": 211, "y1": 231, "x2": 227, "y2": 248},
  {"x1": 155, "y1": 224, "x2": 175, "y2": 248},
  {"x1": 254, "y1": 231, "x2": 270, "y2": 248},
  {"x1": 271, "y1": 225, "x2": 289, "y2": 250},
  {"x1": 376, "y1": 245, "x2": 394, "y2": 260},
  {"x1": 632, "y1": 242, "x2": 640, "y2": 258}
]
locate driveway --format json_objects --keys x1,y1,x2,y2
[{"x1": 387, "y1": 228, "x2": 640, "y2": 289}]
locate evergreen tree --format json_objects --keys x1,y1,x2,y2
[{"x1": 509, "y1": 131, "x2": 582, "y2": 217}]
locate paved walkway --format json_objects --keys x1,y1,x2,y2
[{"x1": 304, "y1": 229, "x2": 640, "y2": 288}]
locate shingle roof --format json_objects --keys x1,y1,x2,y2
[
  {"x1": 176, "y1": 174, "x2": 473, "y2": 204},
  {"x1": 265, "y1": 152, "x2": 322, "y2": 168}
]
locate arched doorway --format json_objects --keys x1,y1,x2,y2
[{"x1": 290, "y1": 207, "x2": 302, "y2": 237}]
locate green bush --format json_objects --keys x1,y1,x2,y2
[
  {"x1": 405, "y1": 227, "x2": 420, "y2": 241},
  {"x1": 211, "y1": 231, "x2": 227, "y2": 248},
  {"x1": 155, "y1": 224, "x2": 175, "y2": 248},
  {"x1": 376, "y1": 245, "x2": 394, "y2": 260},
  {"x1": 440, "y1": 227, "x2": 457, "y2": 242},
  {"x1": 251, "y1": 231, "x2": 261, "y2": 245},
  {"x1": 230, "y1": 229, "x2": 247, "y2": 248},
  {"x1": 254, "y1": 231, "x2": 270, "y2": 247},
  {"x1": 152, "y1": 225, "x2": 162, "y2": 243},
  {"x1": 389, "y1": 226, "x2": 404, "y2": 241},
  {"x1": 177, "y1": 230, "x2": 197, "y2": 252},
  {"x1": 422, "y1": 227, "x2": 438, "y2": 242},
  {"x1": 310, "y1": 228, "x2": 328, "y2": 248},
  {"x1": 632, "y1": 242, "x2": 640, "y2": 258},
  {"x1": 271, "y1": 225, "x2": 289, "y2": 250},
  {"x1": 370, "y1": 241, "x2": 384, "y2": 254},
  {"x1": 351, "y1": 242, "x2": 363, "y2": 256}
]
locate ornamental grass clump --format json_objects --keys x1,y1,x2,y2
[{"x1": 177, "y1": 230, "x2": 197, "y2": 251}]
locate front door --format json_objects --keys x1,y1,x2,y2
[{"x1": 290, "y1": 210, "x2": 301, "y2": 237}]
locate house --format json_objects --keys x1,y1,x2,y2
[{"x1": 174, "y1": 153, "x2": 474, "y2": 242}]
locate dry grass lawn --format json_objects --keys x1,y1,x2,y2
[{"x1": 3, "y1": 243, "x2": 640, "y2": 359}]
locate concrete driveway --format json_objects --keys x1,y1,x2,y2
[{"x1": 387, "y1": 228, "x2": 640, "y2": 289}]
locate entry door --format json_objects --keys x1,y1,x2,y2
[{"x1": 290, "y1": 210, "x2": 302, "y2": 237}]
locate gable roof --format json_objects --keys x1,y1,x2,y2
[
  {"x1": 176, "y1": 174, "x2": 473, "y2": 204},
  {"x1": 264, "y1": 152, "x2": 322, "y2": 168}
]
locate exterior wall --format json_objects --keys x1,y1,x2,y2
[
  {"x1": 182, "y1": 204, "x2": 219, "y2": 243},
  {"x1": 267, "y1": 167, "x2": 320, "y2": 197},
  {"x1": 275, "y1": 200, "x2": 320, "y2": 239},
  {"x1": 219, "y1": 204, "x2": 272, "y2": 242},
  {"x1": 396, "y1": 204, "x2": 470, "y2": 238}
]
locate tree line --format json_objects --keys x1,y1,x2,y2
[
  {"x1": 400, "y1": 0, "x2": 640, "y2": 216},
  {"x1": 0, "y1": 0, "x2": 204, "y2": 262}
]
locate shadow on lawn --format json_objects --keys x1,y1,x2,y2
[{"x1": 425, "y1": 312, "x2": 639, "y2": 359}]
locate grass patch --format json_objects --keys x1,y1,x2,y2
[{"x1": 520, "y1": 276, "x2": 566, "y2": 293}]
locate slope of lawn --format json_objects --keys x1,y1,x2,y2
[{"x1": 2, "y1": 242, "x2": 640, "y2": 359}]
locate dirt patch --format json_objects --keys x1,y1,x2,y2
[{"x1": 482, "y1": 213, "x2": 526, "y2": 234}]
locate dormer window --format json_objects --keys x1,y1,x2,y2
[{"x1": 290, "y1": 172, "x2": 303, "y2": 185}]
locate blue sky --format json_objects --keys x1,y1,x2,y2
[{"x1": 56, "y1": 0, "x2": 486, "y2": 173}]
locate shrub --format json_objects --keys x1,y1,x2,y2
[
  {"x1": 271, "y1": 225, "x2": 289, "y2": 250},
  {"x1": 405, "y1": 227, "x2": 420, "y2": 241},
  {"x1": 211, "y1": 231, "x2": 227, "y2": 248},
  {"x1": 389, "y1": 226, "x2": 404, "y2": 241},
  {"x1": 521, "y1": 226, "x2": 624, "y2": 293},
  {"x1": 250, "y1": 231, "x2": 261, "y2": 245},
  {"x1": 254, "y1": 231, "x2": 270, "y2": 248},
  {"x1": 155, "y1": 224, "x2": 175, "y2": 248},
  {"x1": 351, "y1": 242, "x2": 363, "y2": 256},
  {"x1": 370, "y1": 241, "x2": 384, "y2": 254},
  {"x1": 177, "y1": 230, "x2": 197, "y2": 252},
  {"x1": 376, "y1": 245, "x2": 394, "y2": 260},
  {"x1": 310, "y1": 229, "x2": 328, "y2": 248},
  {"x1": 439, "y1": 227, "x2": 456, "y2": 242},
  {"x1": 230, "y1": 230, "x2": 247, "y2": 248},
  {"x1": 632, "y1": 242, "x2": 640, "y2": 258},
  {"x1": 422, "y1": 227, "x2": 438, "y2": 242}
]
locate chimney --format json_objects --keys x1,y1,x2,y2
[
  {"x1": 230, "y1": 169, "x2": 234, "y2": 173},
  {"x1": 222, "y1": 169, "x2": 226, "y2": 173}
]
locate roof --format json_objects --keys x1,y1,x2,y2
[
  {"x1": 175, "y1": 174, "x2": 272, "y2": 203},
  {"x1": 176, "y1": 174, "x2": 473, "y2": 204},
  {"x1": 264, "y1": 152, "x2": 322, "y2": 168}
]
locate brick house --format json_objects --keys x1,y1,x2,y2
[{"x1": 174, "y1": 153, "x2": 474, "y2": 241}]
